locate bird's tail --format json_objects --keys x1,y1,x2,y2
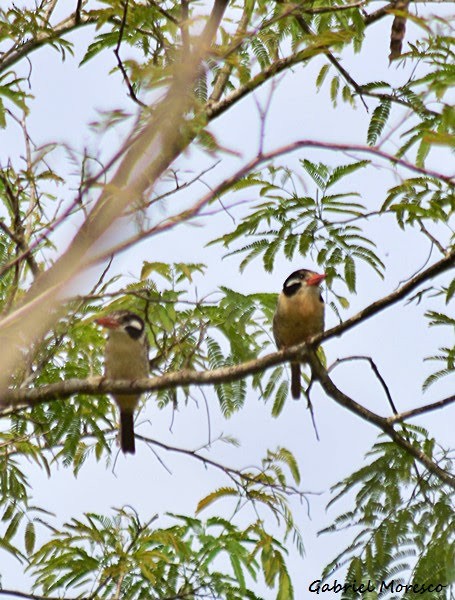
[
  {"x1": 291, "y1": 362, "x2": 301, "y2": 400},
  {"x1": 120, "y1": 411, "x2": 135, "y2": 454}
]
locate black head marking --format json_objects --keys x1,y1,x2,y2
[
  {"x1": 282, "y1": 269, "x2": 310, "y2": 297},
  {"x1": 122, "y1": 314, "x2": 144, "y2": 340},
  {"x1": 111, "y1": 310, "x2": 144, "y2": 340}
]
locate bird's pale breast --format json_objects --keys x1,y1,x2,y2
[
  {"x1": 273, "y1": 287, "x2": 324, "y2": 348},
  {"x1": 105, "y1": 330, "x2": 149, "y2": 410}
]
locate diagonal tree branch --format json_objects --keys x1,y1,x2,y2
[
  {"x1": 2, "y1": 243, "x2": 453, "y2": 409},
  {"x1": 76, "y1": 140, "x2": 454, "y2": 270},
  {"x1": 388, "y1": 394, "x2": 455, "y2": 424},
  {"x1": 307, "y1": 354, "x2": 455, "y2": 489}
]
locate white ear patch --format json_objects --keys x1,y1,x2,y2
[
  {"x1": 284, "y1": 277, "x2": 301, "y2": 289},
  {"x1": 127, "y1": 318, "x2": 143, "y2": 331}
]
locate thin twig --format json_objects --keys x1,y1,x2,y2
[
  {"x1": 114, "y1": 0, "x2": 146, "y2": 107},
  {"x1": 388, "y1": 394, "x2": 455, "y2": 424},
  {"x1": 328, "y1": 355, "x2": 399, "y2": 415}
]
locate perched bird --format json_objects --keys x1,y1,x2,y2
[
  {"x1": 273, "y1": 269, "x2": 326, "y2": 399},
  {"x1": 95, "y1": 310, "x2": 149, "y2": 454}
]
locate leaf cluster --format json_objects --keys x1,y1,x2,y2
[
  {"x1": 27, "y1": 506, "x2": 293, "y2": 599},
  {"x1": 321, "y1": 428, "x2": 455, "y2": 599},
  {"x1": 212, "y1": 159, "x2": 383, "y2": 301}
]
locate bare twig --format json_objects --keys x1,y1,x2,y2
[
  {"x1": 308, "y1": 354, "x2": 455, "y2": 489},
  {"x1": 114, "y1": 0, "x2": 146, "y2": 108},
  {"x1": 388, "y1": 394, "x2": 455, "y2": 424},
  {"x1": 139, "y1": 435, "x2": 311, "y2": 498},
  {"x1": 418, "y1": 219, "x2": 448, "y2": 256},
  {"x1": 328, "y1": 355, "x2": 399, "y2": 415}
]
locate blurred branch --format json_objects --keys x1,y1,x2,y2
[
  {"x1": 42, "y1": 0, "x2": 59, "y2": 23},
  {"x1": 0, "y1": 0, "x2": 230, "y2": 395},
  {"x1": 209, "y1": 5, "x2": 252, "y2": 103},
  {"x1": 83, "y1": 139, "x2": 454, "y2": 266}
]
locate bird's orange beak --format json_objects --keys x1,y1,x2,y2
[
  {"x1": 306, "y1": 272, "x2": 326, "y2": 286},
  {"x1": 95, "y1": 316, "x2": 120, "y2": 329}
]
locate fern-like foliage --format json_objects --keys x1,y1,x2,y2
[
  {"x1": 367, "y1": 98, "x2": 392, "y2": 146},
  {"x1": 28, "y1": 506, "x2": 296, "y2": 599},
  {"x1": 423, "y1": 311, "x2": 455, "y2": 391},
  {"x1": 320, "y1": 429, "x2": 455, "y2": 599},
  {"x1": 211, "y1": 159, "x2": 384, "y2": 299},
  {"x1": 394, "y1": 35, "x2": 455, "y2": 163},
  {"x1": 382, "y1": 177, "x2": 454, "y2": 230}
]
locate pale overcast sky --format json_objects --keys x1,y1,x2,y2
[{"x1": 1, "y1": 2, "x2": 453, "y2": 597}]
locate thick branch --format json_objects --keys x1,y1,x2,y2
[
  {"x1": 209, "y1": 5, "x2": 252, "y2": 103},
  {"x1": 1, "y1": 352, "x2": 289, "y2": 407},
  {"x1": 2, "y1": 243, "x2": 454, "y2": 407}
]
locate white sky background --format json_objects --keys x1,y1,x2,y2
[{"x1": 0, "y1": 1, "x2": 454, "y2": 597}]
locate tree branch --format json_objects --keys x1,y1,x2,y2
[
  {"x1": 0, "y1": 13, "x2": 95, "y2": 72},
  {"x1": 1, "y1": 245, "x2": 453, "y2": 405},
  {"x1": 0, "y1": 0, "x2": 231, "y2": 396},
  {"x1": 80, "y1": 139, "x2": 454, "y2": 267},
  {"x1": 387, "y1": 394, "x2": 455, "y2": 424},
  {"x1": 307, "y1": 354, "x2": 455, "y2": 489},
  {"x1": 0, "y1": 589, "x2": 65, "y2": 600}
]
